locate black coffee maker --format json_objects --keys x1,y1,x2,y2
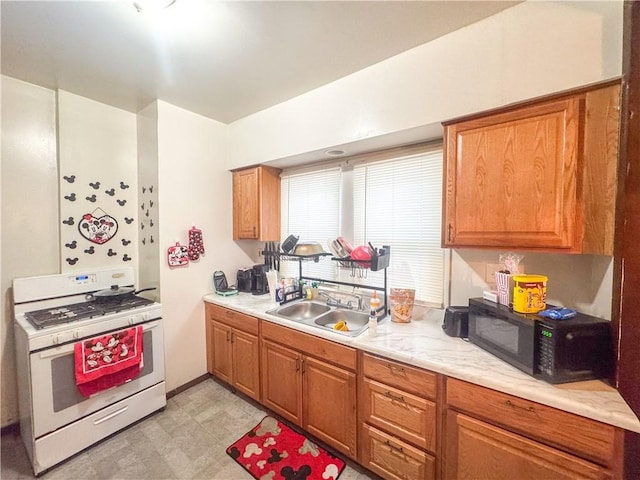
[
  {"x1": 251, "y1": 264, "x2": 269, "y2": 295},
  {"x1": 236, "y1": 268, "x2": 253, "y2": 293}
]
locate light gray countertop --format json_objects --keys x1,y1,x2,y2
[{"x1": 203, "y1": 292, "x2": 640, "y2": 433}]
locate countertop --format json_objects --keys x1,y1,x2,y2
[{"x1": 203, "y1": 292, "x2": 640, "y2": 433}]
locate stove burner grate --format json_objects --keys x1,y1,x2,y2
[{"x1": 24, "y1": 296, "x2": 155, "y2": 330}]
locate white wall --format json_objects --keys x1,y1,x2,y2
[
  {"x1": 227, "y1": 1, "x2": 622, "y2": 168},
  {"x1": 137, "y1": 102, "x2": 161, "y2": 293},
  {"x1": 58, "y1": 91, "x2": 139, "y2": 273},
  {"x1": 1, "y1": 76, "x2": 58, "y2": 426},
  {"x1": 156, "y1": 101, "x2": 254, "y2": 391}
]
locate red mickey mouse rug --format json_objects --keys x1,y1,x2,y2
[{"x1": 226, "y1": 416, "x2": 346, "y2": 480}]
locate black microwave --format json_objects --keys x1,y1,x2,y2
[{"x1": 468, "y1": 298, "x2": 613, "y2": 384}]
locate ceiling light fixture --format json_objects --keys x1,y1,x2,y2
[
  {"x1": 325, "y1": 149, "x2": 346, "y2": 157},
  {"x1": 133, "y1": 0, "x2": 176, "y2": 13}
]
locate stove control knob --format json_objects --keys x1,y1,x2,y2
[
  {"x1": 128, "y1": 316, "x2": 135, "y2": 325},
  {"x1": 73, "y1": 330, "x2": 80, "y2": 339},
  {"x1": 51, "y1": 335, "x2": 60, "y2": 345}
]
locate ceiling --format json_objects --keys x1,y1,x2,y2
[{"x1": 1, "y1": 1, "x2": 520, "y2": 124}]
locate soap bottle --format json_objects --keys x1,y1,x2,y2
[{"x1": 368, "y1": 291, "x2": 381, "y2": 337}]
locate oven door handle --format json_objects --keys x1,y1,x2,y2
[{"x1": 37, "y1": 321, "x2": 160, "y2": 359}]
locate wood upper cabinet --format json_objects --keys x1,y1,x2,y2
[
  {"x1": 205, "y1": 303, "x2": 260, "y2": 401},
  {"x1": 442, "y1": 81, "x2": 620, "y2": 254},
  {"x1": 444, "y1": 378, "x2": 624, "y2": 480},
  {"x1": 261, "y1": 322, "x2": 358, "y2": 459},
  {"x1": 232, "y1": 165, "x2": 281, "y2": 241}
]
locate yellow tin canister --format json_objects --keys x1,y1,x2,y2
[{"x1": 512, "y1": 274, "x2": 547, "y2": 313}]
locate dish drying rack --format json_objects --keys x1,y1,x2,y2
[{"x1": 281, "y1": 245, "x2": 390, "y2": 315}]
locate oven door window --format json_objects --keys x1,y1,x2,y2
[{"x1": 30, "y1": 321, "x2": 164, "y2": 438}]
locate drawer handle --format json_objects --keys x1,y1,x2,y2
[
  {"x1": 386, "y1": 363, "x2": 405, "y2": 374},
  {"x1": 505, "y1": 400, "x2": 536, "y2": 413},
  {"x1": 384, "y1": 391, "x2": 406, "y2": 403},
  {"x1": 385, "y1": 440, "x2": 405, "y2": 455}
]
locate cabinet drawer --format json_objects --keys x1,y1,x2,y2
[
  {"x1": 362, "y1": 379, "x2": 436, "y2": 452},
  {"x1": 262, "y1": 322, "x2": 356, "y2": 371},
  {"x1": 361, "y1": 424, "x2": 435, "y2": 480},
  {"x1": 363, "y1": 353, "x2": 436, "y2": 399},
  {"x1": 446, "y1": 378, "x2": 616, "y2": 467},
  {"x1": 205, "y1": 303, "x2": 259, "y2": 335}
]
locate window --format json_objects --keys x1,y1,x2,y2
[{"x1": 280, "y1": 143, "x2": 444, "y2": 306}]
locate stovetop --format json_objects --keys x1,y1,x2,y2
[{"x1": 24, "y1": 296, "x2": 155, "y2": 330}]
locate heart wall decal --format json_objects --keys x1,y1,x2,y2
[{"x1": 78, "y1": 211, "x2": 118, "y2": 244}]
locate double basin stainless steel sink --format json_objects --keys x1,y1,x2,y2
[{"x1": 266, "y1": 300, "x2": 371, "y2": 337}]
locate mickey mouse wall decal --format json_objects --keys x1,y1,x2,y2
[
  {"x1": 64, "y1": 193, "x2": 76, "y2": 202},
  {"x1": 123, "y1": 254, "x2": 132, "y2": 262},
  {"x1": 66, "y1": 257, "x2": 79, "y2": 265},
  {"x1": 117, "y1": 199, "x2": 126, "y2": 206},
  {"x1": 121, "y1": 239, "x2": 131, "y2": 246},
  {"x1": 107, "y1": 248, "x2": 117, "y2": 257},
  {"x1": 62, "y1": 217, "x2": 75, "y2": 225},
  {"x1": 124, "y1": 217, "x2": 134, "y2": 224},
  {"x1": 65, "y1": 240, "x2": 77, "y2": 249},
  {"x1": 105, "y1": 188, "x2": 115, "y2": 196},
  {"x1": 63, "y1": 175, "x2": 76, "y2": 183},
  {"x1": 84, "y1": 246, "x2": 95, "y2": 254},
  {"x1": 120, "y1": 182, "x2": 129, "y2": 189},
  {"x1": 89, "y1": 182, "x2": 100, "y2": 190},
  {"x1": 86, "y1": 194, "x2": 97, "y2": 203}
]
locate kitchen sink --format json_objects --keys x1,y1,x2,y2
[
  {"x1": 270, "y1": 301, "x2": 331, "y2": 321},
  {"x1": 267, "y1": 300, "x2": 373, "y2": 337},
  {"x1": 314, "y1": 310, "x2": 369, "y2": 335}
]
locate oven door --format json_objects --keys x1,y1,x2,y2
[
  {"x1": 468, "y1": 303, "x2": 536, "y2": 375},
  {"x1": 29, "y1": 320, "x2": 165, "y2": 438}
]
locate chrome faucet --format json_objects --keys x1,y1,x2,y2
[
  {"x1": 319, "y1": 291, "x2": 343, "y2": 307},
  {"x1": 319, "y1": 291, "x2": 363, "y2": 311}
]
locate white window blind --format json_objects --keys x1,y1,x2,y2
[
  {"x1": 280, "y1": 167, "x2": 341, "y2": 280},
  {"x1": 352, "y1": 150, "x2": 444, "y2": 306},
  {"x1": 280, "y1": 144, "x2": 444, "y2": 306}
]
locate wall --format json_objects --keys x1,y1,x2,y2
[
  {"x1": 137, "y1": 102, "x2": 160, "y2": 293},
  {"x1": 227, "y1": 1, "x2": 622, "y2": 168},
  {"x1": 1, "y1": 76, "x2": 58, "y2": 426},
  {"x1": 155, "y1": 101, "x2": 254, "y2": 391},
  {"x1": 58, "y1": 91, "x2": 139, "y2": 273}
]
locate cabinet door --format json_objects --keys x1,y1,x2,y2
[
  {"x1": 231, "y1": 329, "x2": 260, "y2": 401},
  {"x1": 210, "y1": 320, "x2": 232, "y2": 384},
  {"x1": 444, "y1": 411, "x2": 611, "y2": 480},
  {"x1": 443, "y1": 98, "x2": 581, "y2": 250},
  {"x1": 233, "y1": 168, "x2": 260, "y2": 239},
  {"x1": 261, "y1": 340, "x2": 302, "y2": 425},
  {"x1": 303, "y1": 356, "x2": 357, "y2": 458}
]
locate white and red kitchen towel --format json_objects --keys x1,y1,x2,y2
[{"x1": 74, "y1": 326, "x2": 143, "y2": 397}]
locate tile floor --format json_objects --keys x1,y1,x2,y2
[{"x1": 1, "y1": 378, "x2": 377, "y2": 480}]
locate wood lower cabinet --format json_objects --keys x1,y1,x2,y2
[
  {"x1": 261, "y1": 322, "x2": 357, "y2": 459},
  {"x1": 445, "y1": 378, "x2": 624, "y2": 479},
  {"x1": 442, "y1": 81, "x2": 620, "y2": 253},
  {"x1": 261, "y1": 339, "x2": 302, "y2": 425},
  {"x1": 446, "y1": 411, "x2": 611, "y2": 480},
  {"x1": 359, "y1": 353, "x2": 439, "y2": 480},
  {"x1": 205, "y1": 303, "x2": 260, "y2": 401}
]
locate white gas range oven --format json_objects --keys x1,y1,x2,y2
[{"x1": 13, "y1": 267, "x2": 166, "y2": 475}]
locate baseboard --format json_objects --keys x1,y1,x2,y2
[{"x1": 165, "y1": 373, "x2": 210, "y2": 399}]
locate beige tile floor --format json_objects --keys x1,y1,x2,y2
[{"x1": 1, "y1": 378, "x2": 377, "y2": 480}]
